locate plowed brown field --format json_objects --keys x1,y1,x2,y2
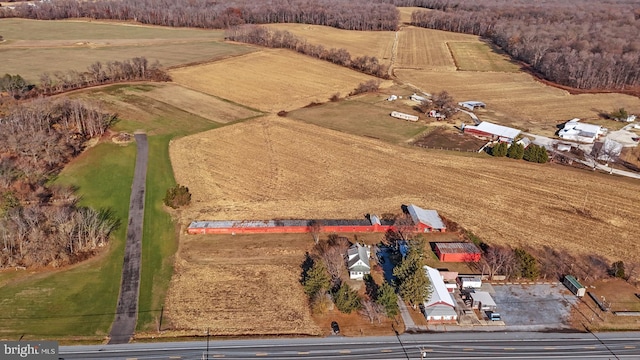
[
  {"x1": 265, "y1": 24, "x2": 395, "y2": 64},
  {"x1": 169, "y1": 49, "x2": 377, "y2": 112},
  {"x1": 164, "y1": 233, "x2": 320, "y2": 336},
  {"x1": 171, "y1": 116, "x2": 640, "y2": 264}
]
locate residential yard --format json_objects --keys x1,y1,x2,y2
[{"x1": 573, "y1": 278, "x2": 640, "y2": 331}]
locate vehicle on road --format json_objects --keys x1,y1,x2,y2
[{"x1": 331, "y1": 321, "x2": 340, "y2": 335}]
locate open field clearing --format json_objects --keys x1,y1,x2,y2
[
  {"x1": 287, "y1": 94, "x2": 428, "y2": 144},
  {"x1": 171, "y1": 116, "x2": 640, "y2": 266},
  {"x1": 448, "y1": 41, "x2": 520, "y2": 72},
  {"x1": 396, "y1": 69, "x2": 640, "y2": 136},
  {"x1": 170, "y1": 49, "x2": 378, "y2": 112},
  {"x1": 398, "y1": 7, "x2": 427, "y2": 24},
  {"x1": 395, "y1": 26, "x2": 478, "y2": 71},
  {"x1": 265, "y1": 23, "x2": 395, "y2": 64},
  {"x1": 0, "y1": 19, "x2": 253, "y2": 81},
  {"x1": 164, "y1": 233, "x2": 320, "y2": 336}
]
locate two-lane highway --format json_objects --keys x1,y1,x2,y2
[{"x1": 60, "y1": 331, "x2": 640, "y2": 359}]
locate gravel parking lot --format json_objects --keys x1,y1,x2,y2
[{"x1": 492, "y1": 284, "x2": 578, "y2": 330}]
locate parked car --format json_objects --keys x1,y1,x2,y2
[{"x1": 331, "y1": 321, "x2": 340, "y2": 334}]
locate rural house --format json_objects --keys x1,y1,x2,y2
[
  {"x1": 407, "y1": 204, "x2": 447, "y2": 232},
  {"x1": 347, "y1": 243, "x2": 371, "y2": 280},
  {"x1": 423, "y1": 266, "x2": 458, "y2": 323},
  {"x1": 558, "y1": 118, "x2": 606, "y2": 143}
]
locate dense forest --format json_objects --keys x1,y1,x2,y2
[
  {"x1": 411, "y1": 0, "x2": 640, "y2": 90},
  {"x1": 226, "y1": 25, "x2": 389, "y2": 78},
  {"x1": 0, "y1": 98, "x2": 117, "y2": 268},
  {"x1": 0, "y1": 0, "x2": 407, "y2": 31}
]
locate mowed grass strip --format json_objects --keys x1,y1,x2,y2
[
  {"x1": 0, "y1": 143, "x2": 136, "y2": 339},
  {"x1": 264, "y1": 23, "x2": 395, "y2": 64},
  {"x1": 170, "y1": 116, "x2": 640, "y2": 265},
  {"x1": 395, "y1": 69, "x2": 640, "y2": 136},
  {"x1": 169, "y1": 49, "x2": 377, "y2": 112},
  {"x1": 448, "y1": 41, "x2": 520, "y2": 72}
]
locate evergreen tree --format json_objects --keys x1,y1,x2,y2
[
  {"x1": 393, "y1": 247, "x2": 431, "y2": 307},
  {"x1": 376, "y1": 282, "x2": 399, "y2": 317},
  {"x1": 515, "y1": 248, "x2": 539, "y2": 279},
  {"x1": 507, "y1": 142, "x2": 524, "y2": 159},
  {"x1": 334, "y1": 282, "x2": 361, "y2": 313},
  {"x1": 536, "y1": 146, "x2": 549, "y2": 163},
  {"x1": 302, "y1": 260, "x2": 330, "y2": 297},
  {"x1": 492, "y1": 142, "x2": 508, "y2": 157}
]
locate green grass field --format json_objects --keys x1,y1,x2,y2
[
  {"x1": 448, "y1": 41, "x2": 520, "y2": 72},
  {"x1": 287, "y1": 95, "x2": 429, "y2": 144},
  {"x1": 0, "y1": 19, "x2": 255, "y2": 82},
  {"x1": 0, "y1": 143, "x2": 136, "y2": 340},
  {"x1": 0, "y1": 83, "x2": 260, "y2": 339}
]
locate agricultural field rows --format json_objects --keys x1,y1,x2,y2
[
  {"x1": 265, "y1": 23, "x2": 395, "y2": 64},
  {"x1": 395, "y1": 26, "x2": 476, "y2": 71},
  {"x1": 170, "y1": 116, "x2": 640, "y2": 266},
  {"x1": 169, "y1": 49, "x2": 379, "y2": 112}
]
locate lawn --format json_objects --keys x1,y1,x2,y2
[{"x1": 0, "y1": 142, "x2": 136, "y2": 340}]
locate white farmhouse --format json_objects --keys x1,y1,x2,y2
[
  {"x1": 558, "y1": 118, "x2": 606, "y2": 143},
  {"x1": 422, "y1": 266, "x2": 458, "y2": 322},
  {"x1": 347, "y1": 243, "x2": 371, "y2": 280}
]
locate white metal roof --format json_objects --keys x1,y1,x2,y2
[
  {"x1": 424, "y1": 266, "x2": 455, "y2": 308},
  {"x1": 563, "y1": 120, "x2": 602, "y2": 135},
  {"x1": 470, "y1": 291, "x2": 496, "y2": 307},
  {"x1": 407, "y1": 204, "x2": 446, "y2": 229},
  {"x1": 424, "y1": 304, "x2": 457, "y2": 319},
  {"x1": 467, "y1": 121, "x2": 521, "y2": 140}
]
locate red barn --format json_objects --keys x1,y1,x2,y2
[{"x1": 434, "y1": 242, "x2": 481, "y2": 262}]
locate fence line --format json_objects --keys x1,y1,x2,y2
[{"x1": 414, "y1": 145, "x2": 479, "y2": 153}]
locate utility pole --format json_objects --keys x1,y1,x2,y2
[{"x1": 206, "y1": 327, "x2": 210, "y2": 360}]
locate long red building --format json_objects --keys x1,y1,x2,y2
[{"x1": 187, "y1": 204, "x2": 447, "y2": 235}]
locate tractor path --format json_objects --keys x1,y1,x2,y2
[{"x1": 108, "y1": 133, "x2": 148, "y2": 344}]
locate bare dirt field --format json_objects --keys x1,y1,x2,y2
[
  {"x1": 396, "y1": 69, "x2": 640, "y2": 136},
  {"x1": 169, "y1": 49, "x2": 378, "y2": 112},
  {"x1": 164, "y1": 233, "x2": 321, "y2": 336},
  {"x1": 171, "y1": 116, "x2": 640, "y2": 266},
  {"x1": 264, "y1": 24, "x2": 395, "y2": 64},
  {"x1": 395, "y1": 26, "x2": 477, "y2": 71}
]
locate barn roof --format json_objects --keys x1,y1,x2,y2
[
  {"x1": 466, "y1": 121, "x2": 521, "y2": 140},
  {"x1": 435, "y1": 242, "x2": 481, "y2": 254},
  {"x1": 424, "y1": 266, "x2": 456, "y2": 308},
  {"x1": 407, "y1": 204, "x2": 446, "y2": 230}
]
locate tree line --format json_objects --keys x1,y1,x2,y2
[
  {"x1": 410, "y1": 0, "x2": 640, "y2": 90},
  {"x1": 225, "y1": 25, "x2": 389, "y2": 78},
  {"x1": 1, "y1": 57, "x2": 170, "y2": 101},
  {"x1": 0, "y1": 0, "x2": 402, "y2": 31},
  {"x1": 0, "y1": 98, "x2": 118, "y2": 268}
]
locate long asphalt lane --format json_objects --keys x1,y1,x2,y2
[
  {"x1": 61, "y1": 332, "x2": 640, "y2": 359},
  {"x1": 108, "y1": 133, "x2": 148, "y2": 344}
]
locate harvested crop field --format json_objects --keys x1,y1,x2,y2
[
  {"x1": 265, "y1": 24, "x2": 395, "y2": 64},
  {"x1": 171, "y1": 116, "x2": 640, "y2": 265},
  {"x1": 395, "y1": 26, "x2": 477, "y2": 71},
  {"x1": 169, "y1": 49, "x2": 377, "y2": 112},
  {"x1": 448, "y1": 41, "x2": 520, "y2": 72},
  {"x1": 0, "y1": 19, "x2": 254, "y2": 82},
  {"x1": 164, "y1": 233, "x2": 320, "y2": 336},
  {"x1": 395, "y1": 69, "x2": 640, "y2": 135}
]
